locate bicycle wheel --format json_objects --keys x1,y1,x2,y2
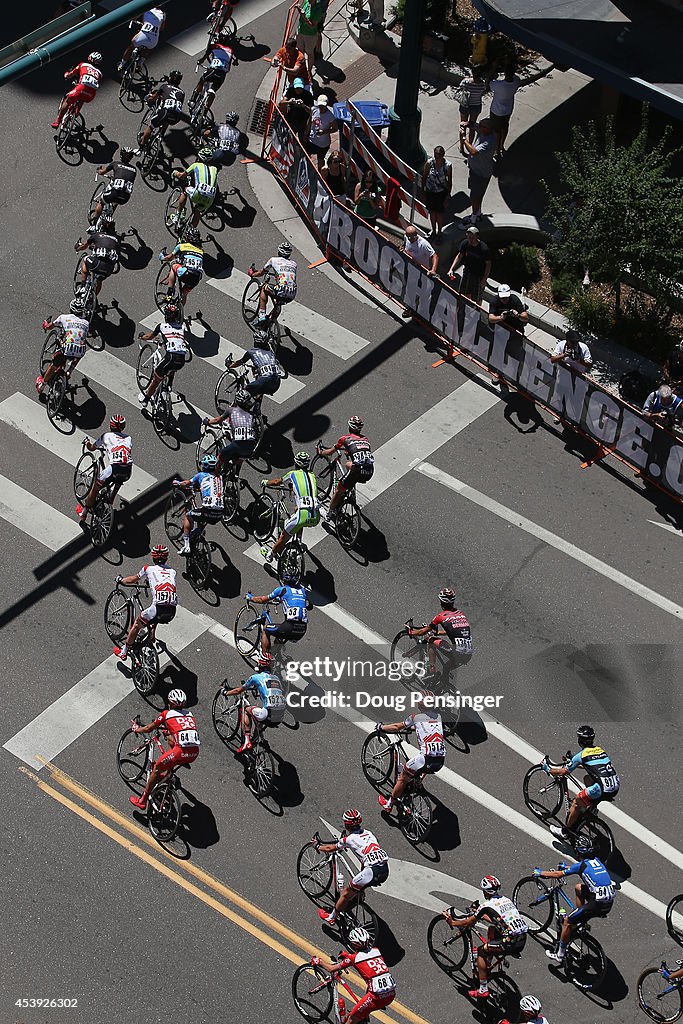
[
  {"x1": 73, "y1": 452, "x2": 96, "y2": 503},
  {"x1": 638, "y1": 967, "x2": 683, "y2": 1023},
  {"x1": 278, "y1": 544, "x2": 304, "y2": 586},
  {"x1": 296, "y1": 842, "x2": 333, "y2": 903},
  {"x1": 233, "y1": 604, "x2": 261, "y2": 664},
  {"x1": 140, "y1": 132, "x2": 162, "y2": 175},
  {"x1": 241, "y1": 277, "x2": 262, "y2": 327},
  {"x1": 251, "y1": 493, "x2": 276, "y2": 542},
  {"x1": 389, "y1": 627, "x2": 423, "y2": 685},
  {"x1": 116, "y1": 728, "x2": 150, "y2": 783},
  {"x1": 310, "y1": 453, "x2": 335, "y2": 501},
  {"x1": 131, "y1": 641, "x2": 159, "y2": 696},
  {"x1": 148, "y1": 779, "x2": 181, "y2": 842},
  {"x1": 292, "y1": 964, "x2": 334, "y2": 1024},
  {"x1": 401, "y1": 789, "x2": 432, "y2": 844},
  {"x1": 523, "y1": 764, "x2": 564, "y2": 820},
  {"x1": 576, "y1": 815, "x2": 614, "y2": 862},
  {"x1": 511, "y1": 876, "x2": 554, "y2": 933},
  {"x1": 667, "y1": 895, "x2": 683, "y2": 947},
  {"x1": 247, "y1": 743, "x2": 275, "y2": 799},
  {"x1": 214, "y1": 369, "x2": 239, "y2": 414},
  {"x1": 336, "y1": 497, "x2": 360, "y2": 550},
  {"x1": 104, "y1": 589, "x2": 132, "y2": 643},
  {"x1": 152, "y1": 387, "x2": 173, "y2": 435},
  {"x1": 340, "y1": 902, "x2": 378, "y2": 950},
  {"x1": 155, "y1": 263, "x2": 175, "y2": 311},
  {"x1": 427, "y1": 914, "x2": 469, "y2": 975},
  {"x1": 196, "y1": 429, "x2": 222, "y2": 471},
  {"x1": 164, "y1": 186, "x2": 187, "y2": 238},
  {"x1": 211, "y1": 688, "x2": 241, "y2": 747},
  {"x1": 40, "y1": 329, "x2": 62, "y2": 374},
  {"x1": 90, "y1": 497, "x2": 114, "y2": 548},
  {"x1": 360, "y1": 732, "x2": 395, "y2": 789},
  {"x1": 221, "y1": 476, "x2": 240, "y2": 527},
  {"x1": 164, "y1": 491, "x2": 187, "y2": 550},
  {"x1": 88, "y1": 181, "x2": 107, "y2": 225},
  {"x1": 56, "y1": 106, "x2": 77, "y2": 153},
  {"x1": 564, "y1": 930, "x2": 607, "y2": 991},
  {"x1": 136, "y1": 343, "x2": 156, "y2": 391},
  {"x1": 188, "y1": 534, "x2": 212, "y2": 590},
  {"x1": 46, "y1": 376, "x2": 67, "y2": 425}
]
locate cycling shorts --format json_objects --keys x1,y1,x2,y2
[
  {"x1": 284, "y1": 507, "x2": 320, "y2": 535},
  {"x1": 220, "y1": 439, "x2": 255, "y2": 462},
  {"x1": 151, "y1": 106, "x2": 181, "y2": 129},
  {"x1": 67, "y1": 83, "x2": 97, "y2": 106},
  {"x1": 98, "y1": 462, "x2": 132, "y2": 485},
  {"x1": 577, "y1": 784, "x2": 602, "y2": 806},
  {"x1": 265, "y1": 283, "x2": 296, "y2": 304},
  {"x1": 189, "y1": 506, "x2": 224, "y2": 524},
  {"x1": 52, "y1": 346, "x2": 85, "y2": 367},
  {"x1": 140, "y1": 603, "x2": 177, "y2": 624},
  {"x1": 351, "y1": 861, "x2": 389, "y2": 891},
  {"x1": 133, "y1": 30, "x2": 159, "y2": 50},
  {"x1": 186, "y1": 185, "x2": 216, "y2": 212},
  {"x1": 201, "y1": 67, "x2": 227, "y2": 92},
  {"x1": 352, "y1": 990, "x2": 395, "y2": 1022},
  {"x1": 156, "y1": 352, "x2": 185, "y2": 377},
  {"x1": 405, "y1": 753, "x2": 444, "y2": 775},
  {"x1": 483, "y1": 933, "x2": 526, "y2": 957},
  {"x1": 568, "y1": 894, "x2": 613, "y2": 924},
  {"x1": 84, "y1": 254, "x2": 116, "y2": 278},
  {"x1": 264, "y1": 620, "x2": 307, "y2": 643},
  {"x1": 174, "y1": 265, "x2": 202, "y2": 288},
  {"x1": 249, "y1": 704, "x2": 286, "y2": 725},
  {"x1": 156, "y1": 743, "x2": 199, "y2": 773},
  {"x1": 246, "y1": 375, "x2": 279, "y2": 397},
  {"x1": 102, "y1": 186, "x2": 131, "y2": 206},
  {"x1": 339, "y1": 463, "x2": 374, "y2": 491}
]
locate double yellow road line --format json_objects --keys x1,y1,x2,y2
[{"x1": 22, "y1": 763, "x2": 431, "y2": 1024}]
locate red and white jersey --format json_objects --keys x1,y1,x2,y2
[
  {"x1": 155, "y1": 708, "x2": 200, "y2": 748},
  {"x1": 53, "y1": 314, "x2": 89, "y2": 358},
  {"x1": 138, "y1": 564, "x2": 178, "y2": 606},
  {"x1": 404, "y1": 710, "x2": 445, "y2": 759},
  {"x1": 334, "y1": 433, "x2": 374, "y2": 466},
  {"x1": 337, "y1": 828, "x2": 388, "y2": 868},
  {"x1": 99, "y1": 430, "x2": 133, "y2": 466},
  {"x1": 341, "y1": 948, "x2": 396, "y2": 995},
  {"x1": 430, "y1": 608, "x2": 472, "y2": 652},
  {"x1": 74, "y1": 62, "x2": 102, "y2": 89}
]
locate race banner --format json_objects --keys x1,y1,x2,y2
[{"x1": 266, "y1": 110, "x2": 683, "y2": 502}]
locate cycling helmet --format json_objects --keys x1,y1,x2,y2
[
  {"x1": 279, "y1": 568, "x2": 298, "y2": 584},
  {"x1": 347, "y1": 927, "x2": 372, "y2": 951},
  {"x1": 348, "y1": 415, "x2": 364, "y2": 434},
  {"x1": 257, "y1": 652, "x2": 274, "y2": 670},
  {"x1": 577, "y1": 724, "x2": 595, "y2": 746},
  {"x1": 197, "y1": 146, "x2": 214, "y2": 163},
  {"x1": 480, "y1": 875, "x2": 501, "y2": 895},
  {"x1": 277, "y1": 241, "x2": 293, "y2": 257},
  {"x1": 200, "y1": 454, "x2": 218, "y2": 472},
  {"x1": 342, "y1": 808, "x2": 362, "y2": 829},
  {"x1": 234, "y1": 387, "x2": 251, "y2": 409},
  {"x1": 169, "y1": 69, "x2": 183, "y2": 84},
  {"x1": 225, "y1": 110, "x2": 239, "y2": 126},
  {"x1": 70, "y1": 298, "x2": 85, "y2": 315},
  {"x1": 120, "y1": 146, "x2": 135, "y2": 162},
  {"x1": 167, "y1": 688, "x2": 187, "y2": 708},
  {"x1": 574, "y1": 838, "x2": 594, "y2": 857},
  {"x1": 519, "y1": 995, "x2": 542, "y2": 1016},
  {"x1": 184, "y1": 227, "x2": 201, "y2": 245},
  {"x1": 152, "y1": 543, "x2": 169, "y2": 563},
  {"x1": 164, "y1": 300, "x2": 182, "y2": 322},
  {"x1": 293, "y1": 451, "x2": 310, "y2": 469},
  {"x1": 110, "y1": 413, "x2": 126, "y2": 431},
  {"x1": 439, "y1": 586, "x2": 456, "y2": 607},
  {"x1": 253, "y1": 327, "x2": 270, "y2": 347},
  {"x1": 88, "y1": 51, "x2": 102, "y2": 64}
]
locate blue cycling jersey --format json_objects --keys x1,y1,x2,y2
[
  {"x1": 567, "y1": 745, "x2": 620, "y2": 801},
  {"x1": 243, "y1": 671, "x2": 286, "y2": 720},
  {"x1": 268, "y1": 585, "x2": 308, "y2": 623},
  {"x1": 191, "y1": 471, "x2": 223, "y2": 508},
  {"x1": 564, "y1": 857, "x2": 615, "y2": 903}
]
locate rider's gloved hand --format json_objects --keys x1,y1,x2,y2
[
  {"x1": 245, "y1": 592, "x2": 253, "y2": 600},
  {"x1": 202, "y1": 417, "x2": 210, "y2": 426},
  {"x1": 115, "y1": 575, "x2": 123, "y2": 583},
  {"x1": 131, "y1": 721, "x2": 140, "y2": 732},
  {"x1": 533, "y1": 867, "x2": 542, "y2": 876},
  {"x1": 260, "y1": 478, "x2": 268, "y2": 488},
  {"x1": 42, "y1": 319, "x2": 50, "y2": 331},
  {"x1": 311, "y1": 956, "x2": 322, "y2": 966},
  {"x1": 172, "y1": 479, "x2": 182, "y2": 488}
]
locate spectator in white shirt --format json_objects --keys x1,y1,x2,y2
[
  {"x1": 489, "y1": 64, "x2": 521, "y2": 159},
  {"x1": 306, "y1": 95, "x2": 338, "y2": 169},
  {"x1": 551, "y1": 330, "x2": 593, "y2": 423},
  {"x1": 400, "y1": 225, "x2": 438, "y2": 319}
]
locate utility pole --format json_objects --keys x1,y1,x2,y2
[{"x1": 387, "y1": 0, "x2": 427, "y2": 168}]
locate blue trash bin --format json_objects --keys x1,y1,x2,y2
[{"x1": 333, "y1": 101, "x2": 390, "y2": 136}]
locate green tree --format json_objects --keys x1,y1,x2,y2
[{"x1": 544, "y1": 111, "x2": 683, "y2": 318}]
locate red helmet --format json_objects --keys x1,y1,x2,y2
[
  {"x1": 110, "y1": 413, "x2": 126, "y2": 432},
  {"x1": 342, "y1": 808, "x2": 362, "y2": 829},
  {"x1": 480, "y1": 875, "x2": 501, "y2": 895},
  {"x1": 348, "y1": 415, "x2": 364, "y2": 434},
  {"x1": 257, "y1": 652, "x2": 274, "y2": 670},
  {"x1": 152, "y1": 544, "x2": 169, "y2": 563}
]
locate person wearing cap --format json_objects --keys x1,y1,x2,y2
[
  {"x1": 448, "y1": 225, "x2": 491, "y2": 305},
  {"x1": 551, "y1": 330, "x2": 593, "y2": 424},
  {"x1": 461, "y1": 118, "x2": 495, "y2": 225},
  {"x1": 489, "y1": 284, "x2": 528, "y2": 335},
  {"x1": 642, "y1": 383, "x2": 683, "y2": 427},
  {"x1": 272, "y1": 36, "x2": 311, "y2": 87},
  {"x1": 279, "y1": 77, "x2": 314, "y2": 143},
  {"x1": 297, "y1": 0, "x2": 327, "y2": 75},
  {"x1": 306, "y1": 94, "x2": 338, "y2": 168},
  {"x1": 400, "y1": 226, "x2": 438, "y2": 318}
]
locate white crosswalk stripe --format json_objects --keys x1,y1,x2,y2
[{"x1": 0, "y1": 474, "x2": 82, "y2": 550}]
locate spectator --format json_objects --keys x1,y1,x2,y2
[
  {"x1": 297, "y1": 0, "x2": 328, "y2": 75},
  {"x1": 489, "y1": 64, "x2": 521, "y2": 159},
  {"x1": 272, "y1": 36, "x2": 311, "y2": 88},
  {"x1": 489, "y1": 283, "x2": 529, "y2": 335},
  {"x1": 461, "y1": 118, "x2": 495, "y2": 224},
  {"x1": 279, "y1": 77, "x2": 314, "y2": 144},
  {"x1": 551, "y1": 329, "x2": 593, "y2": 424},
  {"x1": 400, "y1": 226, "x2": 438, "y2": 319},
  {"x1": 663, "y1": 340, "x2": 683, "y2": 393},
  {"x1": 421, "y1": 145, "x2": 452, "y2": 241},
  {"x1": 458, "y1": 65, "x2": 487, "y2": 154},
  {"x1": 306, "y1": 94, "x2": 337, "y2": 169},
  {"x1": 447, "y1": 225, "x2": 491, "y2": 305},
  {"x1": 642, "y1": 384, "x2": 683, "y2": 428},
  {"x1": 321, "y1": 150, "x2": 349, "y2": 199},
  {"x1": 354, "y1": 168, "x2": 384, "y2": 225}
]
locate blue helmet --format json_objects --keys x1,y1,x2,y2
[
  {"x1": 200, "y1": 454, "x2": 218, "y2": 472},
  {"x1": 574, "y1": 838, "x2": 594, "y2": 857}
]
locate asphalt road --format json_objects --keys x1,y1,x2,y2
[{"x1": 1, "y1": 3, "x2": 682, "y2": 1024}]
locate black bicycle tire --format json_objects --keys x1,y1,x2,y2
[
  {"x1": 389, "y1": 628, "x2": 422, "y2": 685},
  {"x1": 251, "y1": 493, "x2": 277, "y2": 542},
  {"x1": 40, "y1": 329, "x2": 62, "y2": 374},
  {"x1": 196, "y1": 429, "x2": 221, "y2": 471},
  {"x1": 46, "y1": 375, "x2": 68, "y2": 426},
  {"x1": 360, "y1": 731, "x2": 395, "y2": 790},
  {"x1": 116, "y1": 728, "x2": 150, "y2": 784},
  {"x1": 401, "y1": 789, "x2": 432, "y2": 845},
  {"x1": 188, "y1": 534, "x2": 212, "y2": 589},
  {"x1": 277, "y1": 544, "x2": 304, "y2": 586},
  {"x1": 565, "y1": 930, "x2": 607, "y2": 991},
  {"x1": 90, "y1": 498, "x2": 114, "y2": 548},
  {"x1": 164, "y1": 491, "x2": 187, "y2": 550},
  {"x1": 296, "y1": 842, "x2": 333, "y2": 903},
  {"x1": 147, "y1": 779, "x2": 181, "y2": 842},
  {"x1": 576, "y1": 815, "x2": 614, "y2": 862},
  {"x1": 73, "y1": 451, "x2": 97, "y2": 501},
  {"x1": 136, "y1": 342, "x2": 156, "y2": 391},
  {"x1": 511, "y1": 875, "x2": 554, "y2": 933},
  {"x1": 310, "y1": 452, "x2": 335, "y2": 501},
  {"x1": 291, "y1": 964, "x2": 334, "y2": 1024},
  {"x1": 667, "y1": 895, "x2": 683, "y2": 947},
  {"x1": 152, "y1": 387, "x2": 173, "y2": 435},
  {"x1": 211, "y1": 688, "x2": 241, "y2": 747},
  {"x1": 427, "y1": 914, "x2": 469, "y2": 974},
  {"x1": 241, "y1": 277, "x2": 262, "y2": 327},
  {"x1": 56, "y1": 107, "x2": 76, "y2": 153},
  {"x1": 221, "y1": 476, "x2": 240, "y2": 526},
  {"x1": 247, "y1": 744, "x2": 275, "y2": 799},
  {"x1": 339, "y1": 902, "x2": 378, "y2": 950},
  {"x1": 88, "y1": 180, "x2": 107, "y2": 225},
  {"x1": 155, "y1": 262, "x2": 174, "y2": 311},
  {"x1": 336, "y1": 497, "x2": 360, "y2": 550},
  {"x1": 637, "y1": 967, "x2": 683, "y2": 1023},
  {"x1": 214, "y1": 368, "x2": 239, "y2": 414},
  {"x1": 132, "y1": 641, "x2": 159, "y2": 696},
  {"x1": 523, "y1": 764, "x2": 564, "y2": 820},
  {"x1": 233, "y1": 604, "x2": 261, "y2": 665},
  {"x1": 104, "y1": 589, "x2": 133, "y2": 643}
]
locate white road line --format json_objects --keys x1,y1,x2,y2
[
  {"x1": 3, "y1": 607, "x2": 210, "y2": 771},
  {"x1": 0, "y1": 392, "x2": 156, "y2": 500},
  {"x1": 648, "y1": 519, "x2": 682, "y2": 537},
  {"x1": 415, "y1": 461, "x2": 683, "y2": 622},
  {"x1": 139, "y1": 313, "x2": 305, "y2": 404},
  {"x1": 0, "y1": 475, "x2": 82, "y2": 550},
  {"x1": 168, "y1": 0, "x2": 286, "y2": 54},
  {"x1": 207, "y1": 268, "x2": 370, "y2": 360}
]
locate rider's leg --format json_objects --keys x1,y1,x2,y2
[
  {"x1": 380, "y1": 767, "x2": 412, "y2": 811},
  {"x1": 142, "y1": 371, "x2": 163, "y2": 403},
  {"x1": 82, "y1": 478, "x2": 103, "y2": 517},
  {"x1": 270, "y1": 527, "x2": 290, "y2": 558},
  {"x1": 237, "y1": 707, "x2": 256, "y2": 753},
  {"x1": 116, "y1": 611, "x2": 146, "y2": 660}
]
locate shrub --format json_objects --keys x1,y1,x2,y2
[
  {"x1": 565, "y1": 287, "x2": 613, "y2": 338},
  {"x1": 551, "y1": 270, "x2": 578, "y2": 306},
  {"x1": 491, "y1": 243, "x2": 540, "y2": 290}
]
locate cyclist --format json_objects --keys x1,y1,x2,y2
[
  {"x1": 113, "y1": 544, "x2": 177, "y2": 661},
  {"x1": 317, "y1": 415, "x2": 374, "y2": 522},
  {"x1": 250, "y1": 241, "x2": 297, "y2": 323},
  {"x1": 316, "y1": 809, "x2": 389, "y2": 926},
  {"x1": 137, "y1": 301, "x2": 188, "y2": 406},
  {"x1": 92, "y1": 148, "x2": 138, "y2": 223},
  {"x1": 51, "y1": 51, "x2": 102, "y2": 130},
  {"x1": 172, "y1": 153, "x2": 218, "y2": 229},
  {"x1": 202, "y1": 110, "x2": 242, "y2": 167},
  {"x1": 172, "y1": 454, "x2": 225, "y2": 556},
  {"x1": 128, "y1": 688, "x2": 199, "y2": 812},
  {"x1": 190, "y1": 32, "x2": 235, "y2": 114},
  {"x1": 442, "y1": 875, "x2": 528, "y2": 999},
  {"x1": 246, "y1": 577, "x2": 309, "y2": 655},
  {"x1": 204, "y1": 388, "x2": 256, "y2": 476},
  {"x1": 226, "y1": 327, "x2": 281, "y2": 401},
  {"x1": 535, "y1": 839, "x2": 615, "y2": 963},
  {"x1": 376, "y1": 691, "x2": 445, "y2": 813},
  {"x1": 220, "y1": 652, "x2": 286, "y2": 754},
  {"x1": 74, "y1": 220, "x2": 120, "y2": 301},
  {"x1": 35, "y1": 312, "x2": 90, "y2": 396},
  {"x1": 139, "y1": 70, "x2": 185, "y2": 150},
  {"x1": 208, "y1": 0, "x2": 239, "y2": 32},
  {"x1": 311, "y1": 928, "x2": 396, "y2": 1024},
  {"x1": 501, "y1": 995, "x2": 548, "y2": 1024},
  {"x1": 159, "y1": 227, "x2": 204, "y2": 306},
  {"x1": 259, "y1": 451, "x2": 319, "y2": 564},
  {"x1": 547, "y1": 725, "x2": 620, "y2": 842},
  {"x1": 404, "y1": 586, "x2": 472, "y2": 678},
  {"x1": 119, "y1": 7, "x2": 166, "y2": 70},
  {"x1": 76, "y1": 414, "x2": 132, "y2": 525}
]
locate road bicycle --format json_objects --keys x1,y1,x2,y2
[
  {"x1": 118, "y1": 34, "x2": 150, "y2": 109},
  {"x1": 389, "y1": 617, "x2": 469, "y2": 737},
  {"x1": 211, "y1": 684, "x2": 277, "y2": 799},
  {"x1": 137, "y1": 104, "x2": 165, "y2": 175},
  {"x1": 668, "y1": 895, "x2": 683, "y2": 947},
  {"x1": 55, "y1": 96, "x2": 87, "y2": 156},
  {"x1": 163, "y1": 184, "x2": 191, "y2": 240},
  {"x1": 292, "y1": 955, "x2": 393, "y2": 1023},
  {"x1": 136, "y1": 333, "x2": 191, "y2": 435},
  {"x1": 251, "y1": 484, "x2": 310, "y2": 584},
  {"x1": 104, "y1": 581, "x2": 161, "y2": 695},
  {"x1": 311, "y1": 443, "x2": 362, "y2": 550},
  {"x1": 638, "y1": 960, "x2": 683, "y2": 1023},
  {"x1": 213, "y1": 356, "x2": 269, "y2": 448},
  {"x1": 361, "y1": 729, "x2": 433, "y2": 844},
  {"x1": 242, "y1": 266, "x2": 285, "y2": 331},
  {"x1": 88, "y1": 174, "x2": 117, "y2": 233},
  {"x1": 73, "y1": 439, "x2": 125, "y2": 548},
  {"x1": 522, "y1": 752, "x2": 615, "y2": 861},
  {"x1": 164, "y1": 486, "x2": 214, "y2": 590},
  {"x1": 512, "y1": 869, "x2": 607, "y2": 990},
  {"x1": 207, "y1": 1, "x2": 238, "y2": 46},
  {"x1": 233, "y1": 596, "x2": 301, "y2": 671},
  {"x1": 193, "y1": 425, "x2": 242, "y2": 521},
  {"x1": 39, "y1": 325, "x2": 88, "y2": 427},
  {"x1": 154, "y1": 248, "x2": 184, "y2": 311},
  {"x1": 296, "y1": 830, "x2": 380, "y2": 950},
  {"x1": 188, "y1": 75, "x2": 218, "y2": 146},
  {"x1": 116, "y1": 715, "x2": 185, "y2": 841}
]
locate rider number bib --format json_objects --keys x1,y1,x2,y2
[
  {"x1": 112, "y1": 178, "x2": 133, "y2": 193},
  {"x1": 184, "y1": 255, "x2": 202, "y2": 271},
  {"x1": 352, "y1": 451, "x2": 373, "y2": 464},
  {"x1": 164, "y1": 97, "x2": 180, "y2": 109},
  {"x1": 364, "y1": 849, "x2": 387, "y2": 866},
  {"x1": 592, "y1": 885, "x2": 613, "y2": 902},
  {"x1": 154, "y1": 587, "x2": 176, "y2": 604},
  {"x1": 177, "y1": 729, "x2": 199, "y2": 747},
  {"x1": 285, "y1": 606, "x2": 302, "y2": 621},
  {"x1": 232, "y1": 425, "x2": 253, "y2": 441},
  {"x1": 197, "y1": 183, "x2": 215, "y2": 197},
  {"x1": 82, "y1": 74, "x2": 99, "y2": 87},
  {"x1": 370, "y1": 974, "x2": 395, "y2": 995},
  {"x1": 425, "y1": 739, "x2": 445, "y2": 758},
  {"x1": 267, "y1": 693, "x2": 286, "y2": 708},
  {"x1": 94, "y1": 247, "x2": 117, "y2": 260},
  {"x1": 299, "y1": 496, "x2": 316, "y2": 511},
  {"x1": 257, "y1": 363, "x2": 277, "y2": 377},
  {"x1": 142, "y1": 21, "x2": 159, "y2": 34}
]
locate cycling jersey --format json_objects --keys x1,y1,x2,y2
[
  {"x1": 243, "y1": 670, "x2": 286, "y2": 723},
  {"x1": 337, "y1": 828, "x2": 388, "y2": 868},
  {"x1": 187, "y1": 161, "x2": 218, "y2": 195},
  {"x1": 173, "y1": 242, "x2": 204, "y2": 275},
  {"x1": 207, "y1": 44, "x2": 233, "y2": 71},
  {"x1": 405, "y1": 710, "x2": 445, "y2": 759},
  {"x1": 102, "y1": 161, "x2": 136, "y2": 198},
  {"x1": 430, "y1": 609, "x2": 472, "y2": 654},
  {"x1": 71, "y1": 61, "x2": 102, "y2": 90},
  {"x1": 53, "y1": 314, "x2": 89, "y2": 359},
  {"x1": 135, "y1": 8, "x2": 164, "y2": 48},
  {"x1": 283, "y1": 468, "x2": 318, "y2": 514},
  {"x1": 87, "y1": 230, "x2": 119, "y2": 264},
  {"x1": 97, "y1": 430, "x2": 133, "y2": 467},
  {"x1": 154, "y1": 707, "x2": 200, "y2": 748},
  {"x1": 154, "y1": 320, "x2": 188, "y2": 356},
  {"x1": 191, "y1": 471, "x2": 224, "y2": 510},
  {"x1": 216, "y1": 123, "x2": 241, "y2": 152},
  {"x1": 225, "y1": 406, "x2": 255, "y2": 442},
  {"x1": 264, "y1": 256, "x2": 297, "y2": 299},
  {"x1": 137, "y1": 563, "x2": 177, "y2": 606},
  {"x1": 563, "y1": 857, "x2": 614, "y2": 903},
  {"x1": 339, "y1": 948, "x2": 396, "y2": 995},
  {"x1": 334, "y1": 433, "x2": 374, "y2": 464},
  {"x1": 268, "y1": 584, "x2": 308, "y2": 623},
  {"x1": 478, "y1": 896, "x2": 528, "y2": 938},
  {"x1": 567, "y1": 746, "x2": 620, "y2": 801},
  {"x1": 154, "y1": 82, "x2": 184, "y2": 116},
  {"x1": 248, "y1": 347, "x2": 279, "y2": 378}
]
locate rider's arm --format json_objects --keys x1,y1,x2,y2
[
  {"x1": 132, "y1": 720, "x2": 157, "y2": 735},
  {"x1": 443, "y1": 908, "x2": 476, "y2": 928},
  {"x1": 261, "y1": 476, "x2": 284, "y2": 488},
  {"x1": 229, "y1": 353, "x2": 248, "y2": 369},
  {"x1": 410, "y1": 623, "x2": 435, "y2": 637},
  {"x1": 222, "y1": 682, "x2": 247, "y2": 697},
  {"x1": 118, "y1": 574, "x2": 140, "y2": 585},
  {"x1": 317, "y1": 841, "x2": 339, "y2": 853},
  {"x1": 536, "y1": 868, "x2": 565, "y2": 880},
  {"x1": 378, "y1": 721, "x2": 407, "y2": 734},
  {"x1": 248, "y1": 594, "x2": 270, "y2": 605},
  {"x1": 173, "y1": 477, "x2": 192, "y2": 489},
  {"x1": 139, "y1": 323, "x2": 161, "y2": 342}
]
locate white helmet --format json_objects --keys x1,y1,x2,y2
[
  {"x1": 347, "y1": 927, "x2": 372, "y2": 950},
  {"x1": 480, "y1": 874, "x2": 501, "y2": 895},
  {"x1": 167, "y1": 689, "x2": 187, "y2": 708},
  {"x1": 520, "y1": 995, "x2": 542, "y2": 1016}
]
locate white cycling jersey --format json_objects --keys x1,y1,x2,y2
[
  {"x1": 99, "y1": 431, "x2": 133, "y2": 466},
  {"x1": 138, "y1": 563, "x2": 178, "y2": 606},
  {"x1": 54, "y1": 314, "x2": 89, "y2": 359},
  {"x1": 480, "y1": 895, "x2": 528, "y2": 936},
  {"x1": 264, "y1": 256, "x2": 297, "y2": 298},
  {"x1": 405, "y1": 710, "x2": 445, "y2": 759},
  {"x1": 140, "y1": 8, "x2": 164, "y2": 37},
  {"x1": 337, "y1": 828, "x2": 388, "y2": 868},
  {"x1": 159, "y1": 321, "x2": 187, "y2": 355}
]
